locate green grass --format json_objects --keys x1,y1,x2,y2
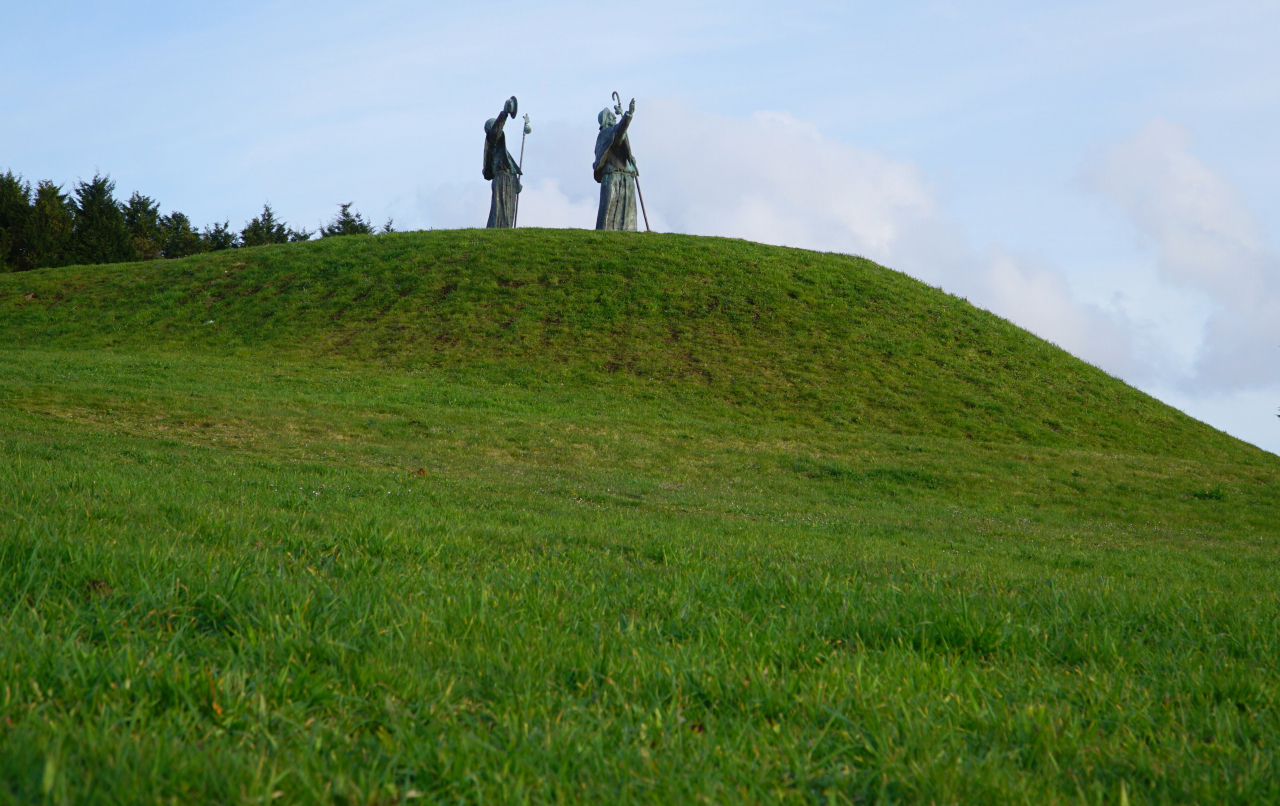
[{"x1": 1, "y1": 229, "x2": 1277, "y2": 804}]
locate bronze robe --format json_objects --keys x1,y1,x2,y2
[
  {"x1": 593, "y1": 111, "x2": 638, "y2": 232},
  {"x1": 484, "y1": 112, "x2": 522, "y2": 228}
]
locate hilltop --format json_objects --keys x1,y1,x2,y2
[{"x1": 1, "y1": 230, "x2": 1277, "y2": 804}]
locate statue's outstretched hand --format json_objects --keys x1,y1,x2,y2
[
  {"x1": 629, "y1": 98, "x2": 636, "y2": 115},
  {"x1": 505, "y1": 96, "x2": 518, "y2": 116}
]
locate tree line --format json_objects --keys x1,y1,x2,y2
[{"x1": 0, "y1": 170, "x2": 389, "y2": 272}]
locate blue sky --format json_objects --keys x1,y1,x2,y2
[{"x1": 4, "y1": 0, "x2": 1278, "y2": 452}]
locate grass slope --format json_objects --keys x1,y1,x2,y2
[
  {"x1": 1, "y1": 230, "x2": 1277, "y2": 804},
  {"x1": 0, "y1": 228, "x2": 1246, "y2": 457}
]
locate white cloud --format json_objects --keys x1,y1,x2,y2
[
  {"x1": 634, "y1": 100, "x2": 1135, "y2": 376},
  {"x1": 1087, "y1": 119, "x2": 1280, "y2": 392},
  {"x1": 980, "y1": 248, "x2": 1136, "y2": 373},
  {"x1": 513, "y1": 179, "x2": 597, "y2": 229},
  {"x1": 418, "y1": 181, "x2": 487, "y2": 231}
]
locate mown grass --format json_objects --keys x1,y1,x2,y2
[{"x1": 1, "y1": 230, "x2": 1278, "y2": 804}]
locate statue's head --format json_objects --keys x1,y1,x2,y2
[
  {"x1": 598, "y1": 108, "x2": 616, "y2": 129},
  {"x1": 484, "y1": 118, "x2": 497, "y2": 134}
]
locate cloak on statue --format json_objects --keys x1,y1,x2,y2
[
  {"x1": 484, "y1": 98, "x2": 522, "y2": 228},
  {"x1": 593, "y1": 107, "x2": 638, "y2": 232}
]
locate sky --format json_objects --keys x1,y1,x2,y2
[{"x1": 4, "y1": 0, "x2": 1278, "y2": 454}]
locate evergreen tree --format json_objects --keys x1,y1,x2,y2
[
  {"x1": 241, "y1": 203, "x2": 313, "y2": 247},
  {"x1": 70, "y1": 173, "x2": 132, "y2": 265},
  {"x1": 240, "y1": 203, "x2": 285, "y2": 247},
  {"x1": 320, "y1": 202, "x2": 374, "y2": 237},
  {"x1": 201, "y1": 221, "x2": 239, "y2": 251},
  {"x1": 241, "y1": 203, "x2": 284, "y2": 247},
  {"x1": 0, "y1": 171, "x2": 32, "y2": 271},
  {"x1": 25, "y1": 181, "x2": 74, "y2": 269},
  {"x1": 123, "y1": 192, "x2": 163, "y2": 260},
  {"x1": 159, "y1": 212, "x2": 205, "y2": 259},
  {"x1": 382, "y1": 218, "x2": 395, "y2": 234}
]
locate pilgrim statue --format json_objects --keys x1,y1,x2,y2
[
  {"x1": 593, "y1": 97, "x2": 639, "y2": 231},
  {"x1": 483, "y1": 96, "x2": 522, "y2": 228}
]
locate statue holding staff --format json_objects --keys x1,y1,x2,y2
[
  {"x1": 593, "y1": 96, "x2": 640, "y2": 231},
  {"x1": 483, "y1": 96, "x2": 522, "y2": 228}
]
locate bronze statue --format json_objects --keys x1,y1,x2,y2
[
  {"x1": 483, "y1": 96, "x2": 522, "y2": 228},
  {"x1": 593, "y1": 96, "x2": 640, "y2": 231}
]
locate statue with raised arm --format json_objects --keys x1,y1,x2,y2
[
  {"x1": 483, "y1": 96, "x2": 522, "y2": 228},
  {"x1": 593, "y1": 97, "x2": 639, "y2": 231}
]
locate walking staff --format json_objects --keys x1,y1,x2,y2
[{"x1": 513, "y1": 114, "x2": 532, "y2": 228}]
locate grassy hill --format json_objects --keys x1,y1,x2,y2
[
  {"x1": 0, "y1": 228, "x2": 1249, "y2": 456},
  {"x1": 1, "y1": 230, "x2": 1277, "y2": 804}
]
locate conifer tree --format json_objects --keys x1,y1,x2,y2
[
  {"x1": 25, "y1": 181, "x2": 74, "y2": 269},
  {"x1": 240, "y1": 204, "x2": 313, "y2": 247},
  {"x1": 320, "y1": 203, "x2": 375, "y2": 237},
  {"x1": 159, "y1": 212, "x2": 205, "y2": 259},
  {"x1": 241, "y1": 203, "x2": 284, "y2": 247},
  {"x1": 0, "y1": 171, "x2": 32, "y2": 271},
  {"x1": 70, "y1": 174, "x2": 132, "y2": 265},
  {"x1": 201, "y1": 221, "x2": 238, "y2": 251},
  {"x1": 239, "y1": 203, "x2": 286, "y2": 247},
  {"x1": 123, "y1": 192, "x2": 163, "y2": 260}
]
